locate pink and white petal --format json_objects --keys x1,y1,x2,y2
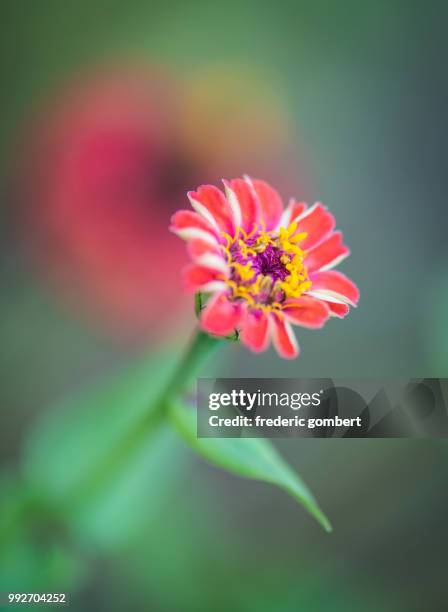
[
  {"x1": 305, "y1": 231, "x2": 350, "y2": 273},
  {"x1": 194, "y1": 253, "x2": 229, "y2": 275},
  {"x1": 187, "y1": 238, "x2": 221, "y2": 260},
  {"x1": 222, "y1": 179, "x2": 242, "y2": 230},
  {"x1": 200, "y1": 293, "x2": 242, "y2": 336},
  {"x1": 310, "y1": 270, "x2": 359, "y2": 306},
  {"x1": 173, "y1": 227, "x2": 221, "y2": 246},
  {"x1": 245, "y1": 176, "x2": 283, "y2": 230},
  {"x1": 170, "y1": 210, "x2": 219, "y2": 245},
  {"x1": 170, "y1": 209, "x2": 216, "y2": 234},
  {"x1": 282, "y1": 295, "x2": 330, "y2": 329},
  {"x1": 305, "y1": 289, "x2": 349, "y2": 305},
  {"x1": 269, "y1": 314, "x2": 300, "y2": 359},
  {"x1": 240, "y1": 308, "x2": 270, "y2": 352},
  {"x1": 326, "y1": 302, "x2": 350, "y2": 318},
  {"x1": 290, "y1": 200, "x2": 308, "y2": 221},
  {"x1": 278, "y1": 199, "x2": 307, "y2": 230},
  {"x1": 296, "y1": 203, "x2": 335, "y2": 250},
  {"x1": 183, "y1": 265, "x2": 224, "y2": 293},
  {"x1": 224, "y1": 178, "x2": 259, "y2": 233},
  {"x1": 200, "y1": 281, "x2": 229, "y2": 293},
  {"x1": 188, "y1": 185, "x2": 234, "y2": 235}
]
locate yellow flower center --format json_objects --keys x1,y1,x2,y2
[{"x1": 221, "y1": 221, "x2": 312, "y2": 312}]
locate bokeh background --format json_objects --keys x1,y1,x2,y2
[{"x1": 1, "y1": 1, "x2": 447, "y2": 610}]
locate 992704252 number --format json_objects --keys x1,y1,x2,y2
[{"x1": 6, "y1": 593, "x2": 67, "y2": 604}]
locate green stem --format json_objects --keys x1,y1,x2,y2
[
  {"x1": 65, "y1": 329, "x2": 223, "y2": 509},
  {"x1": 164, "y1": 329, "x2": 223, "y2": 401}
]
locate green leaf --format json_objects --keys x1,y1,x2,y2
[
  {"x1": 21, "y1": 351, "x2": 186, "y2": 549},
  {"x1": 20, "y1": 331, "x2": 225, "y2": 550},
  {"x1": 168, "y1": 401, "x2": 332, "y2": 532}
]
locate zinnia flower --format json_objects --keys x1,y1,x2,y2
[{"x1": 171, "y1": 176, "x2": 359, "y2": 358}]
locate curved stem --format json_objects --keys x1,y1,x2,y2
[
  {"x1": 164, "y1": 329, "x2": 223, "y2": 402},
  {"x1": 65, "y1": 329, "x2": 223, "y2": 509}
]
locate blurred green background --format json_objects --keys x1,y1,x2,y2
[{"x1": 1, "y1": 1, "x2": 447, "y2": 610}]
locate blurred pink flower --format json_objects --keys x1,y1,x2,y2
[
  {"x1": 25, "y1": 68, "x2": 192, "y2": 341},
  {"x1": 171, "y1": 176, "x2": 359, "y2": 359}
]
